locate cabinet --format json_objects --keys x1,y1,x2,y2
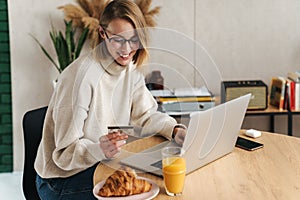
[{"x1": 246, "y1": 105, "x2": 300, "y2": 136}]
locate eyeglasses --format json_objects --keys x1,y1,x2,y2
[{"x1": 104, "y1": 30, "x2": 140, "y2": 50}]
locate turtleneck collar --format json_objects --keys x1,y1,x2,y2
[{"x1": 99, "y1": 56, "x2": 131, "y2": 76}]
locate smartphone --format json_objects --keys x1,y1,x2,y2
[{"x1": 235, "y1": 136, "x2": 264, "y2": 151}]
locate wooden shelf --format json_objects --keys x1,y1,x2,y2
[{"x1": 245, "y1": 105, "x2": 300, "y2": 136}]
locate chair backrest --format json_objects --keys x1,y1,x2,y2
[{"x1": 22, "y1": 106, "x2": 47, "y2": 200}]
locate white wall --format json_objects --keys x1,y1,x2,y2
[
  {"x1": 8, "y1": 0, "x2": 74, "y2": 171},
  {"x1": 9, "y1": 0, "x2": 300, "y2": 171}
]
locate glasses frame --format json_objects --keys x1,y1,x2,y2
[{"x1": 103, "y1": 30, "x2": 140, "y2": 50}]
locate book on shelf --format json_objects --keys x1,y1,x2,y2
[
  {"x1": 285, "y1": 79, "x2": 294, "y2": 110},
  {"x1": 269, "y1": 77, "x2": 286, "y2": 110},
  {"x1": 150, "y1": 86, "x2": 215, "y2": 113},
  {"x1": 157, "y1": 99, "x2": 215, "y2": 113},
  {"x1": 156, "y1": 96, "x2": 214, "y2": 103},
  {"x1": 287, "y1": 71, "x2": 300, "y2": 111},
  {"x1": 268, "y1": 72, "x2": 300, "y2": 111},
  {"x1": 287, "y1": 71, "x2": 300, "y2": 82}
]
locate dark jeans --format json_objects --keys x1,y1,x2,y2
[{"x1": 36, "y1": 163, "x2": 98, "y2": 200}]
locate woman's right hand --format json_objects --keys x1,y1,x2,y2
[{"x1": 99, "y1": 131, "x2": 128, "y2": 159}]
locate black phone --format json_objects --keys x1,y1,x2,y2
[{"x1": 235, "y1": 136, "x2": 264, "y2": 151}]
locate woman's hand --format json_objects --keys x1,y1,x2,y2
[
  {"x1": 99, "y1": 131, "x2": 128, "y2": 159},
  {"x1": 172, "y1": 126, "x2": 186, "y2": 146}
]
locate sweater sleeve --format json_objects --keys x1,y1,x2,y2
[
  {"x1": 130, "y1": 75, "x2": 177, "y2": 140},
  {"x1": 51, "y1": 105, "x2": 106, "y2": 171},
  {"x1": 49, "y1": 60, "x2": 106, "y2": 172}
]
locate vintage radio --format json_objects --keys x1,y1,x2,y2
[{"x1": 221, "y1": 80, "x2": 268, "y2": 110}]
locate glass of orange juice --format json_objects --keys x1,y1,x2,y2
[{"x1": 162, "y1": 146, "x2": 186, "y2": 196}]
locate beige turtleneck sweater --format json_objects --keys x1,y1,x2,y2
[{"x1": 34, "y1": 52, "x2": 177, "y2": 178}]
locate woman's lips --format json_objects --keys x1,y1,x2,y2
[{"x1": 119, "y1": 53, "x2": 129, "y2": 58}]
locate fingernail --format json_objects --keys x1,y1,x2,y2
[
  {"x1": 120, "y1": 140, "x2": 126, "y2": 145},
  {"x1": 120, "y1": 140, "x2": 127, "y2": 146}
]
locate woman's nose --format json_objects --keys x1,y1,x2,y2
[{"x1": 120, "y1": 40, "x2": 132, "y2": 52}]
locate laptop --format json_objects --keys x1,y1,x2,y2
[{"x1": 120, "y1": 94, "x2": 251, "y2": 176}]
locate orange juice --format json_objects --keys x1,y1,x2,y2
[{"x1": 162, "y1": 157, "x2": 186, "y2": 195}]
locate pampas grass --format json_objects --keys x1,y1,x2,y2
[
  {"x1": 82, "y1": 16, "x2": 101, "y2": 47},
  {"x1": 135, "y1": 0, "x2": 161, "y2": 27},
  {"x1": 59, "y1": 0, "x2": 161, "y2": 48},
  {"x1": 57, "y1": 4, "x2": 89, "y2": 28}
]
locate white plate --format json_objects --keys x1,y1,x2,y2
[{"x1": 93, "y1": 177, "x2": 159, "y2": 200}]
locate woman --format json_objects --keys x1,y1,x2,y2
[{"x1": 35, "y1": 0, "x2": 186, "y2": 199}]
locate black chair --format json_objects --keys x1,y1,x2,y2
[{"x1": 22, "y1": 106, "x2": 47, "y2": 200}]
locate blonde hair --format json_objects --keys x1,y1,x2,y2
[{"x1": 98, "y1": 0, "x2": 149, "y2": 66}]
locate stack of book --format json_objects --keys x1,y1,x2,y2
[
  {"x1": 287, "y1": 71, "x2": 300, "y2": 110},
  {"x1": 150, "y1": 87, "x2": 215, "y2": 114},
  {"x1": 270, "y1": 71, "x2": 300, "y2": 111}
]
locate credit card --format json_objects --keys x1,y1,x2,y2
[{"x1": 107, "y1": 126, "x2": 134, "y2": 135}]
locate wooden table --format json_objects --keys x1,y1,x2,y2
[{"x1": 94, "y1": 131, "x2": 300, "y2": 200}]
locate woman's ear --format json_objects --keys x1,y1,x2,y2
[{"x1": 99, "y1": 26, "x2": 105, "y2": 39}]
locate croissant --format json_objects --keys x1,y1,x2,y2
[{"x1": 98, "y1": 167, "x2": 152, "y2": 197}]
